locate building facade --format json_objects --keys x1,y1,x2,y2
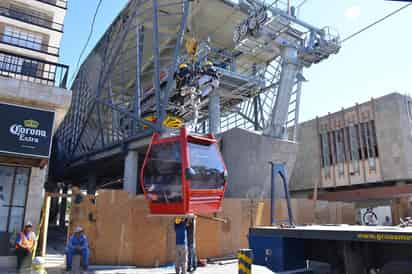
[
  {"x1": 0, "y1": 0, "x2": 70, "y2": 267},
  {"x1": 290, "y1": 93, "x2": 412, "y2": 196}
]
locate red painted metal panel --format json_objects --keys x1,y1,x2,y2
[{"x1": 140, "y1": 128, "x2": 227, "y2": 215}]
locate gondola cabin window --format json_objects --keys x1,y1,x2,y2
[
  {"x1": 188, "y1": 142, "x2": 225, "y2": 190},
  {"x1": 143, "y1": 142, "x2": 182, "y2": 203}
]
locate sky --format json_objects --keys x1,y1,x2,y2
[{"x1": 59, "y1": 0, "x2": 412, "y2": 122}]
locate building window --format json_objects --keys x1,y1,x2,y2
[
  {"x1": 364, "y1": 120, "x2": 378, "y2": 170},
  {"x1": 328, "y1": 131, "x2": 335, "y2": 165},
  {"x1": 347, "y1": 125, "x2": 360, "y2": 174},
  {"x1": 0, "y1": 53, "x2": 40, "y2": 78},
  {"x1": 335, "y1": 129, "x2": 345, "y2": 163},
  {"x1": 355, "y1": 124, "x2": 363, "y2": 160},
  {"x1": 370, "y1": 120, "x2": 379, "y2": 157},
  {"x1": 344, "y1": 127, "x2": 351, "y2": 160},
  {"x1": 9, "y1": 4, "x2": 53, "y2": 30},
  {"x1": 3, "y1": 26, "x2": 43, "y2": 51},
  {"x1": 0, "y1": 53, "x2": 22, "y2": 73},
  {"x1": 361, "y1": 122, "x2": 370, "y2": 159},
  {"x1": 359, "y1": 120, "x2": 379, "y2": 160},
  {"x1": 320, "y1": 133, "x2": 330, "y2": 167},
  {"x1": 0, "y1": 165, "x2": 30, "y2": 233},
  {"x1": 21, "y1": 60, "x2": 39, "y2": 77},
  {"x1": 335, "y1": 129, "x2": 345, "y2": 175},
  {"x1": 320, "y1": 133, "x2": 331, "y2": 176}
]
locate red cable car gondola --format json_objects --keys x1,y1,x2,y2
[{"x1": 140, "y1": 127, "x2": 227, "y2": 215}]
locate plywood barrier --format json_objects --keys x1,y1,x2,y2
[
  {"x1": 68, "y1": 187, "x2": 98, "y2": 263},
  {"x1": 68, "y1": 189, "x2": 356, "y2": 266}
]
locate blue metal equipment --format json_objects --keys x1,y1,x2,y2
[{"x1": 248, "y1": 162, "x2": 309, "y2": 273}]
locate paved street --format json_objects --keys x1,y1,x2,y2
[
  {"x1": 0, "y1": 251, "x2": 274, "y2": 274},
  {"x1": 1, "y1": 263, "x2": 275, "y2": 274}
]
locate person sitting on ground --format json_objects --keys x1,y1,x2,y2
[
  {"x1": 66, "y1": 226, "x2": 89, "y2": 272},
  {"x1": 15, "y1": 222, "x2": 36, "y2": 271}
]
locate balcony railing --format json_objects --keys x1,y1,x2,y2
[
  {"x1": 0, "y1": 50, "x2": 68, "y2": 88},
  {"x1": 35, "y1": 0, "x2": 67, "y2": 9},
  {"x1": 0, "y1": 7, "x2": 64, "y2": 32},
  {"x1": 0, "y1": 32, "x2": 60, "y2": 56}
]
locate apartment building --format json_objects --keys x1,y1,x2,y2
[
  {"x1": 290, "y1": 93, "x2": 412, "y2": 199},
  {"x1": 0, "y1": 0, "x2": 71, "y2": 267}
]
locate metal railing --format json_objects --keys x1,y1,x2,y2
[
  {"x1": 0, "y1": 50, "x2": 68, "y2": 88},
  {"x1": 0, "y1": 7, "x2": 64, "y2": 32},
  {"x1": 35, "y1": 0, "x2": 67, "y2": 9},
  {"x1": 0, "y1": 32, "x2": 60, "y2": 56}
]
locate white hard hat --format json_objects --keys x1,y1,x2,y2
[
  {"x1": 25, "y1": 221, "x2": 33, "y2": 227},
  {"x1": 75, "y1": 226, "x2": 83, "y2": 233}
]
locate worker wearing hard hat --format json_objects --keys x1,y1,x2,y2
[
  {"x1": 175, "y1": 63, "x2": 192, "y2": 91},
  {"x1": 66, "y1": 226, "x2": 89, "y2": 272},
  {"x1": 174, "y1": 217, "x2": 188, "y2": 274},
  {"x1": 15, "y1": 221, "x2": 36, "y2": 270},
  {"x1": 198, "y1": 60, "x2": 220, "y2": 97}
]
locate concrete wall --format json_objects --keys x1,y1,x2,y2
[
  {"x1": 0, "y1": 76, "x2": 72, "y2": 127},
  {"x1": 24, "y1": 167, "x2": 47, "y2": 231},
  {"x1": 290, "y1": 93, "x2": 412, "y2": 192},
  {"x1": 374, "y1": 93, "x2": 405, "y2": 180},
  {"x1": 289, "y1": 119, "x2": 321, "y2": 191},
  {"x1": 220, "y1": 128, "x2": 298, "y2": 199},
  {"x1": 396, "y1": 94, "x2": 412, "y2": 179}
]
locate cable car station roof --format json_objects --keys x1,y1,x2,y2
[{"x1": 51, "y1": 0, "x2": 340, "y2": 186}]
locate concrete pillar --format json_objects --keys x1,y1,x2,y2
[
  {"x1": 265, "y1": 46, "x2": 300, "y2": 139},
  {"x1": 87, "y1": 172, "x2": 97, "y2": 195},
  {"x1": 208, "y1": 91, "x2": 220, "y2": 135},
  {"x1": 123, "y1": 150, "x2": 138, "y2": 194}
]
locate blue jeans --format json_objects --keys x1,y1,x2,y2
[
  {"x1": 66, "y1": 248, "x2": 89, "y2": 270},
  {"x1": 188, "y1": 246, "x2": 196, "y2": 271}
]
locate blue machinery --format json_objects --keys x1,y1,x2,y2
[
  {"x1": 249, "y1": 162, "x2": 308, "y2": 273},
  {"x1": 270, "y1": 162, "x2": 293, "y2": 226},
  {"x1": 249, "y1": 165, "x2": 412, "y2": 273}
]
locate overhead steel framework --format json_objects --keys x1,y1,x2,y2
[{"x1": 52, "y1": 0, "x2": 340, "y2": 183}]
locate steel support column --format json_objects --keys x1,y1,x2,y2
[
  {"x1": 133, "y1": 24, "x2": 144, "y2": 134},
  {"x1": 293, "y1": 73, "x2": 303, "y2": 141},
  {"x1": 265, "y1": 47, "x2": 299, "y2": 138},
  {"x1": 209, "y1": 91, "x2": 220, "y2": 135},
  {"x1": 123, "y1": 150, "x2": 138, "y2": 195},
  {"x1": 152, "y1": 0, "x2": 162, "y2": 128}
]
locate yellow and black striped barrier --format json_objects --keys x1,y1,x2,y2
[{"x1": 238, "y1": 249, "x2": 253, "y2": 274}]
